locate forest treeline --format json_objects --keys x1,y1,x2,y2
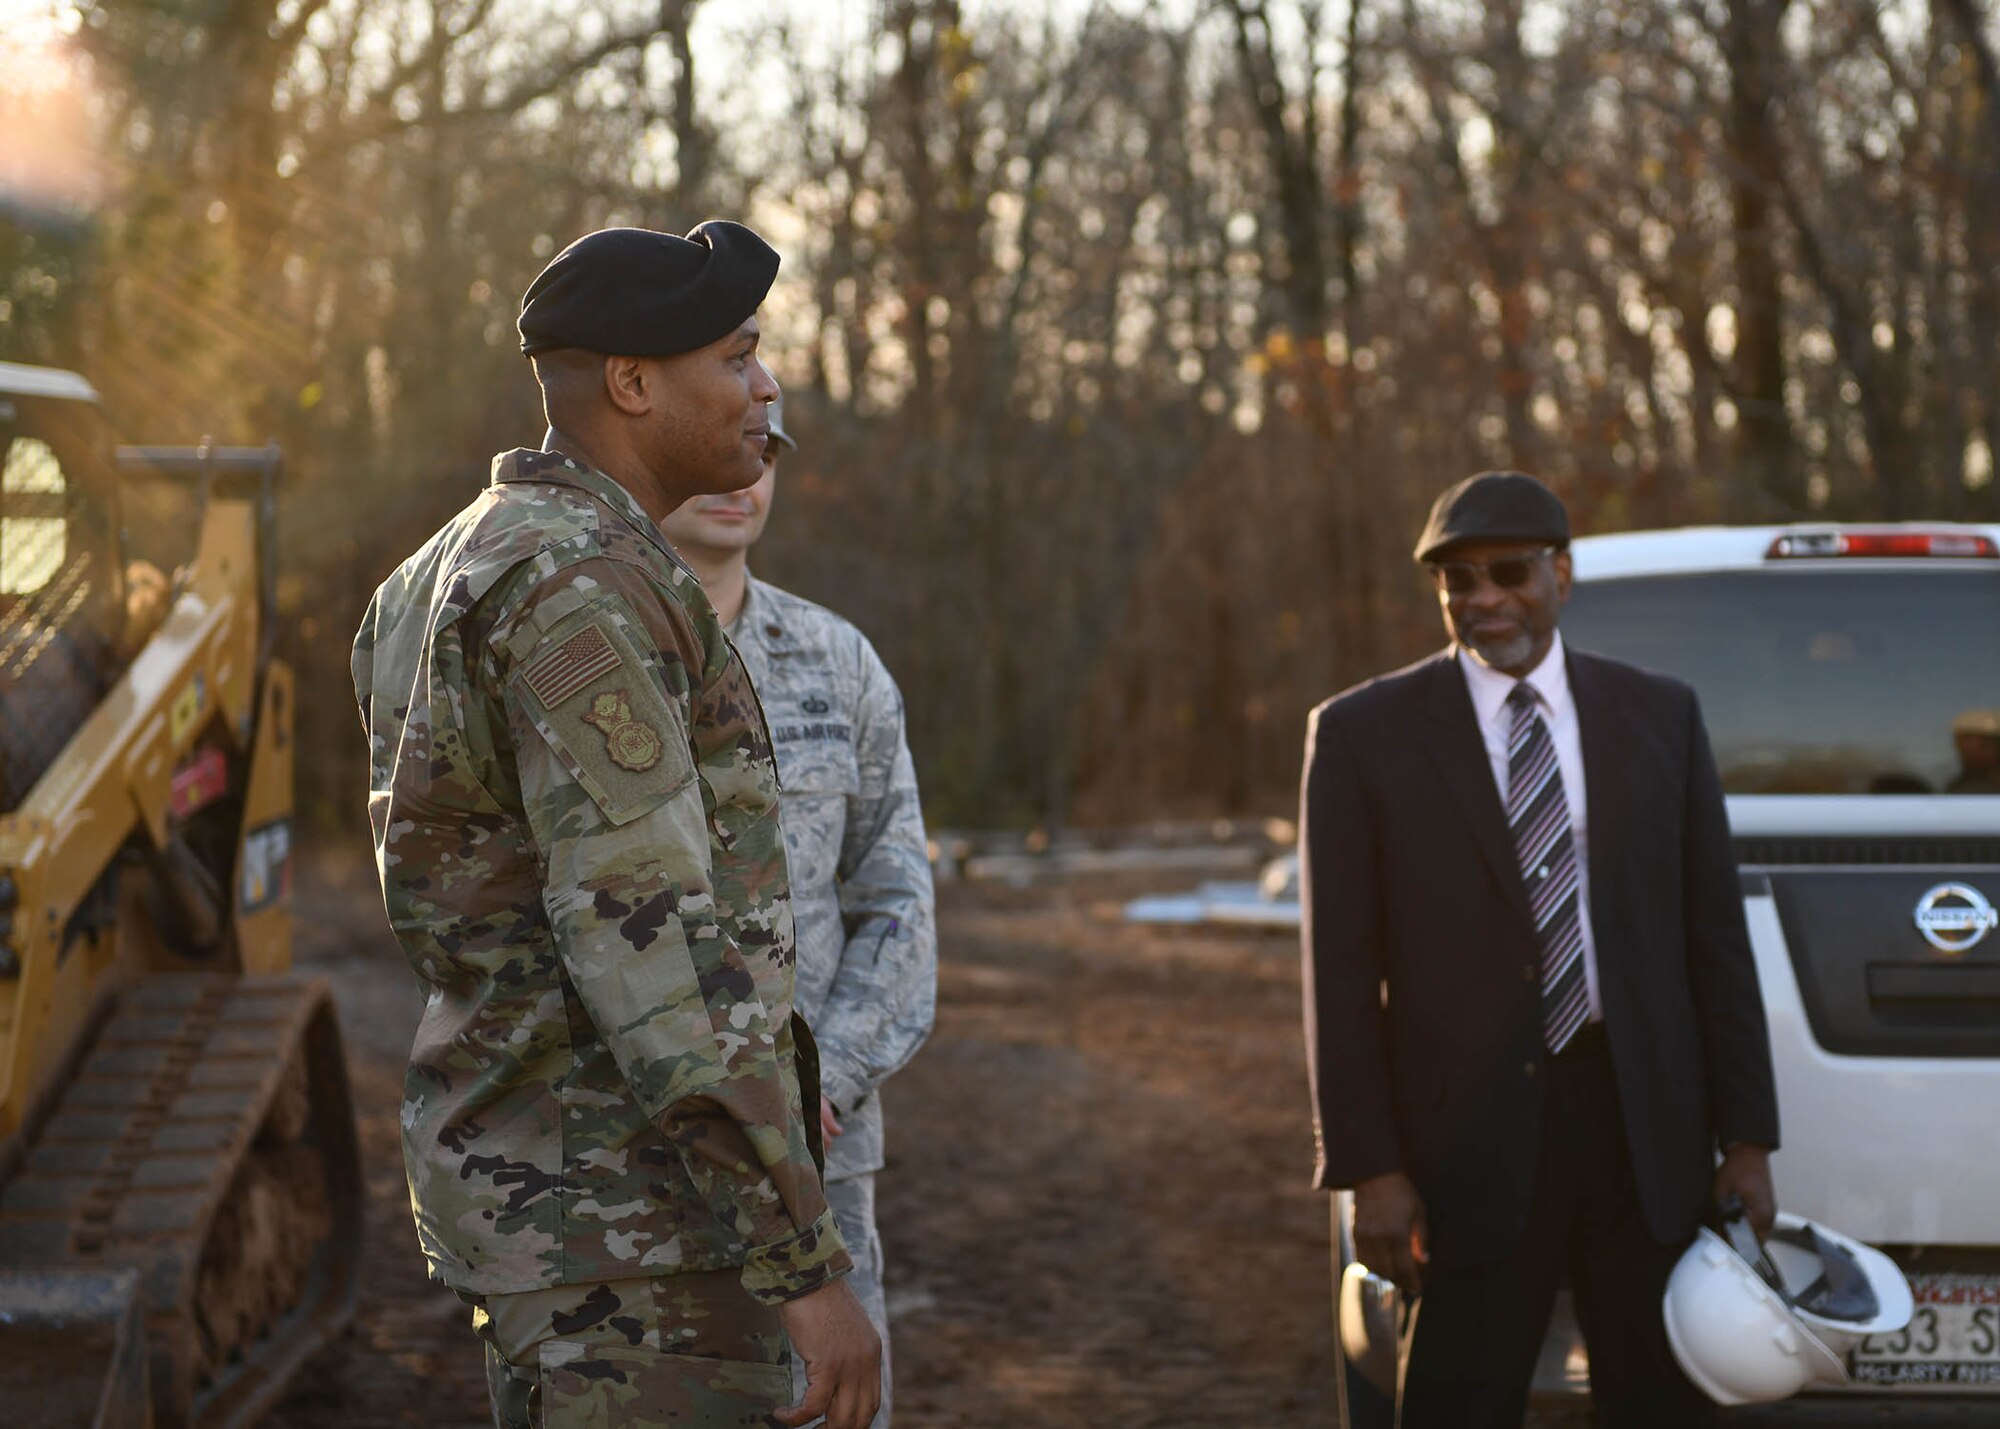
[{"x1": 3, "y1": 0, "x2": 1997, "y2": 831}]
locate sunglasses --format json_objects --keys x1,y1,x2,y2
[{"x1": 1426, "y1": 546, "x2": 1557, "y2": 595}]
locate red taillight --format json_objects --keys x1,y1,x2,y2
[{"x1": 1766, "y1": 530, "x2": 1999, "y2": 559}]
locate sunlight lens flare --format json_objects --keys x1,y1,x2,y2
[{"x1": 0, "y1": 4, "x2": 107, "y2": 212}]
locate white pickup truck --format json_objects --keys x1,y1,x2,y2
[{"x1": 1332, "y1": 523, "x2": 2000, "y2": 1427}]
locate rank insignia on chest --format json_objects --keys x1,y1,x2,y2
[{"x1": 583, "y1": 689, "x2": 664, "y2": 771}]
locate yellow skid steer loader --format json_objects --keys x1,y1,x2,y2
[{"x1": 0, "y1": 362, "x2": 361, "y2": 1428}]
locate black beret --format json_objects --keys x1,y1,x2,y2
[
  {"x1": 518, "y1": 220, "x2": 779, "y2": 358},
  {"x1": 1414, "y1": 470, "x2": 1570, "y2": 562}
]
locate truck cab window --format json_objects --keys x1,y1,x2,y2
[{"x1": 1563, "y1": 569, "x2": 2000, "y2": 795}]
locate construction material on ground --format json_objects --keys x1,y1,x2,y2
[{"x1": 1123, "y1": 852, "x2": 1302, "y2": 929}]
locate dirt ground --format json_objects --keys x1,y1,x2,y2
[{"x1": 264, "y1": 849, "x2": 1339, "y2": 1429}]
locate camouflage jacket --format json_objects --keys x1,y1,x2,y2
[
  {"x1": 729, "y1": 575, "x2": 937, "y2": 1181},
  {"x1": 350, "y1": 448, "x2": 848, "y2": 1303}
]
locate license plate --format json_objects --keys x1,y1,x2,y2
[{"x1": 1851, "y1": 1274, "x2": 2000, "y2": 1388}]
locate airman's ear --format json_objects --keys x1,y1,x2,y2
[
  {"x1": 602, "y1": 355, "x2": 651, "y2": 417},
  {"x1": 1553, "y1": 547, "x2": 1574, "y2": 604}
]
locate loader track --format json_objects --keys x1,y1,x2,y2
[{"x1": 0, "y1": 972, "x2": 361, "y2": 1428}]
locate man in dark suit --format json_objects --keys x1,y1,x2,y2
[{"x1": 1300, "y1": 471, "x2": 1780, "y2": 1428}]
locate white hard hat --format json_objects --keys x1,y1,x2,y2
[{"x1": 1663, "y1": 1206, "x2": 1913, "y2": 1406}]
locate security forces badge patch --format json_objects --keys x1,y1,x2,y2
[
  {"x1": 511, "y1": 601, "x2": 694, "y2": 823},
  {"x1": 583, "y1": 689, "x2": 664, "y2": 772}
]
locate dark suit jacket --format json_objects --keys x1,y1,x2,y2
[{"x1": 1300, "y1": 646, "x2": 1779, "y2": 1266}]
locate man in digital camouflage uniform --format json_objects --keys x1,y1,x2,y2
[
  {"x1": 352, "y1": 221, "x2": 880, "y2": 1429},
  {"x1": 661, "y1": 396, "x2": 937, "y2": 1429}
]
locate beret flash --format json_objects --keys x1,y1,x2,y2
[
  {"x1": 1414, "y1": 470, "x2": 1572, "y2": 563},
  {"x1": 517, "y1": 220, "x2": 780, "y2": 358}
]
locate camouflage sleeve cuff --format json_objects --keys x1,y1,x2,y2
[
  {"x1": 816, "y1": 1047, "x2": 869, "y2": 1117},
  {"x1": 738, "y1": 1206, "x2": 854, "y2": 1306}
]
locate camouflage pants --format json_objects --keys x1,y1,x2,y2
[
  {"x1": 462, "y1": 1268, "x2": 793, "y2": 1428},
  {"x1": 789, "y1": 1173, "x2": 891, "y2": 1429}
]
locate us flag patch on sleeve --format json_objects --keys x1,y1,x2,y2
[{"x1": 522, "y1": 624, "x2": 622, "y2": 708}]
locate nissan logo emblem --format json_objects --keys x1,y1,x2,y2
[{"x1": 1913, "y1": 883, "x2": 1998, "y2": 954}]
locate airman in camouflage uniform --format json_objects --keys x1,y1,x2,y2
[
  {"x1": 662, "y1": 397, "x2": 938, "y2": 1429},
  {"x1": 352, "y1": 222, "x2": 880, "y2": 1429}
]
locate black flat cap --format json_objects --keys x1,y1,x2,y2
[
  {"x1": 1414, "y1": 470, "x2": 1570, "y2": 562},
  {"x1": 518, "y1": 220, "x2": 779, "y2": 358}
]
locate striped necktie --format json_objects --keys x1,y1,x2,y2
[{"x1": 1506, "y1": 682, "x2": 1589, "y2": 1053}]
